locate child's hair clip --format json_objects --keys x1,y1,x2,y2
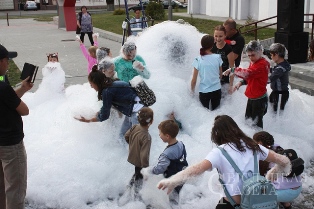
[{"x1": 47, "y1": 52, "x2": 58, "y2": 57}]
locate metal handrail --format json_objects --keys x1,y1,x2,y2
[
  {"x1": 238, "y1": 14, "x2": 314, "y2": 41},
  {"x1": 238, "y1": 16, "x2": 277, "y2": 40}
]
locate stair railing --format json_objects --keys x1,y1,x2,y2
[
  {"x1": 238, "y1": 14, "x2": 314, "y2": 42},
  {"x1": 238, "y1": 16, "x2": 277, "y2": 40}
]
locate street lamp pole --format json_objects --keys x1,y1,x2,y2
[{"x1": 168, "y1": 0, "x2": 172, "y2": 20}]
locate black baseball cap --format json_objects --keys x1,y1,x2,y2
[{"x1": 0, "y1": 44, "x2": 18, "y2": 59}]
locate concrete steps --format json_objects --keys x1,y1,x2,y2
[{"x1": 289, "y1": 62, "x2": 314, "y2": 96}]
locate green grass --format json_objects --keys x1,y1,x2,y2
[
  {"x1": 91, "y1": 12, "x2": 276, "y2": 43},
  {"x1": 6, "y1": 11, "x2": 276, "y2": 83},
  {"x1": 1, "y1": 11, "x2": 275, "y2": 43},
  {"x1": 7, "y1": 60, "x2": 22, "y2": 86}
]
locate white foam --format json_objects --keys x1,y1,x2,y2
[{"x1": 23, "y1": 21, "x2": 314, "y2": 208}]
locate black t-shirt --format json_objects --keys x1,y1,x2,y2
[
  {"x1": 226, "y1": 31, "x2": 245, "y2": 67},
  {"x1": 0, "y1": 82, "x2": 24, "y2": 146},
  {"x1": 211, "y1": 43, "x2": 232, "y2": 84},
  {"x1": 211, "y1": 43, "x2": 233, "y2": 71}
]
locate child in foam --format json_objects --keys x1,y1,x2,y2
[
  {"x1": 114, "y1": 41, "x2": 150, "y2": 83},
  {"x1": 268, "y1": 43, "x2": 291, "y2": 112},
  {"x1": 191, "y1": 34, "x2": 223, "y2": 110},
  {"x1": 157, "y1": 115, "x2": 292, "y2": 209},
  {"x1": 76, "y1": 33, "x2": 99, "y2": 74},
  {"x1": 253, "y1": 131, "x2": 303, "y2": 209},
  {"x1": 142, "y1": 120, "x2": 188, "y2": 205},
  {"x1": 211, "y1": 25, "x2": 235, "y2": 94},
  {"x1": 75, "y1": 67, "x2": 145, "y2": 141},
  {"x1": 97, "y1": 57, "x2": 118, "y2": 79},
  {"x1": 40, "y1": 53, "x2": 65, "y2": 94},
  {"x1": 96, "y1": 47, "x2": 112, "y2": 64},
  {"x1": 124, "y1": 107, "x2": 154, "y2": 196},
  {"x1": 224, "y1": 40, "x2": 270, "y2": 129}
]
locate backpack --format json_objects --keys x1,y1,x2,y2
[
  {"x1": 164, "y1": 143, "x2": 188, "y2": 178},
  {"x1": 217, "y1": 147, "x2": 278, "y2": 209},
  {"x1": 129, "y1": 75, "x2": 156, "y2": 106}
]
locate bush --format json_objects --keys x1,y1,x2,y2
[
  {"x1": 145, "y1": 1, "x2": 165, "y2": 20},
  {"x1": 113, "y1": 9, "x2": 125, "y2": 15}
]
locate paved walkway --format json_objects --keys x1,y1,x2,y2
[
  {"x1": 1, "y1": 10, "x2": 314, "y2": 95},
  {"x1": 0, "y1": 17, "x2": 123, "y2": 91}
]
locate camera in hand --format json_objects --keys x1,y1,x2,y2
[{"x1": 20, "y1": 62, "x2": 39, "y2": 83}]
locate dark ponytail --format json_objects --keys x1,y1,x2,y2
[
  {"x1": 88, "y1": 65, "x2": 114, "y2": 100},
  {"x1": 200, "y1": 35, "x2": 214, "y2": 56},
  {"x1": 200, "y1": 48, "x2": 207, "y2": 56}
]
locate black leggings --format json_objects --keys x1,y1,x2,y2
[
  {"x1": 134, "y1": 166, "x2": 143, "y2": 180},
  {"x1": 80, "y1": 32, "x2": 94, "y2": 46},
  {"x1": 199, "y1": 89, "x2": 221, "y2": 110},
  {"x1": 245, "y1": 96, "x2": 268, "y2": 129},
  {"x1": 269, "y1": 90, "x2": 289, "y2": 111}
]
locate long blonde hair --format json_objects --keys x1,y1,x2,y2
[{"x1": 88, "y1": 46, "x2": 98, "y2": 58}]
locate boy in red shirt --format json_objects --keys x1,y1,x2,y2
[{"x1": 224, "y1": 40, "x2": 270, "y2": 129}]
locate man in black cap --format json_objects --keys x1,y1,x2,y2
[{"x1": 0, "y1": 44, "x2": 33, "y2": 209}]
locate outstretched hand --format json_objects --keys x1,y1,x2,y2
[
  {"x1": 157, "y1": 179, "x2": 175, "y2": 195},
  {"x1": 222, "y1": 68, "x2": 232, "y2": 76},
  {"x1": 92, "y1": 33, "x2": 99, "y2": 40},
  {"x1": 141, "y1": 167, "x2": 152, "y2": 181},
  {"x1": 232, "y1": 82, "x2": 242, "y2": 92},
  {"x1": 76, "y1": 35, "x2": 82, "y2": 44},
  {"x1": 74, "y1": 116, "x2": 90, "y2": 123}
]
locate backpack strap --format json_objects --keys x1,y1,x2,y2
[
  {"x1": 217, "y1": 147, "x2": 244, "y2": 208},
  {"x1": 217, "y1": 178, "x2": 240, "y2": 209},
  {"x1": 217, "y1": 147, "x2": 245, "y2": 178},
  {"x1": 253, "y1": 149, "x2": 259, "y2": 175},
  {"x1": 217, "y1": 147, "x2": 259, "y2": 208}
]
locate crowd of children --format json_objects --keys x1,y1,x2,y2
[{"x1": 36, "y1": 15, "x2": 305, "y2": 208}]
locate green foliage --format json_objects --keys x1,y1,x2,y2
[
  {"x1": 113, "y1": 9, "x2": 125, "y2": 15},
  {"x1": 7, "y1": 60, "x2": 21, "y2": 87},
  {"x1": 145, "y1": 1, "x2": 165, "y2": 20}
]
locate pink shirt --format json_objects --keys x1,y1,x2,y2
[{"x1": 80, "y1": 41, "x2": 98, "y2": 73}]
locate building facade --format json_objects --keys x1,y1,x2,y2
[
  {"x1": 188, "y1": 0, "x2": 314, "y2": 28},
  {"x1": 0, "y1": 0, "x2": 137, "y2": 10}
]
